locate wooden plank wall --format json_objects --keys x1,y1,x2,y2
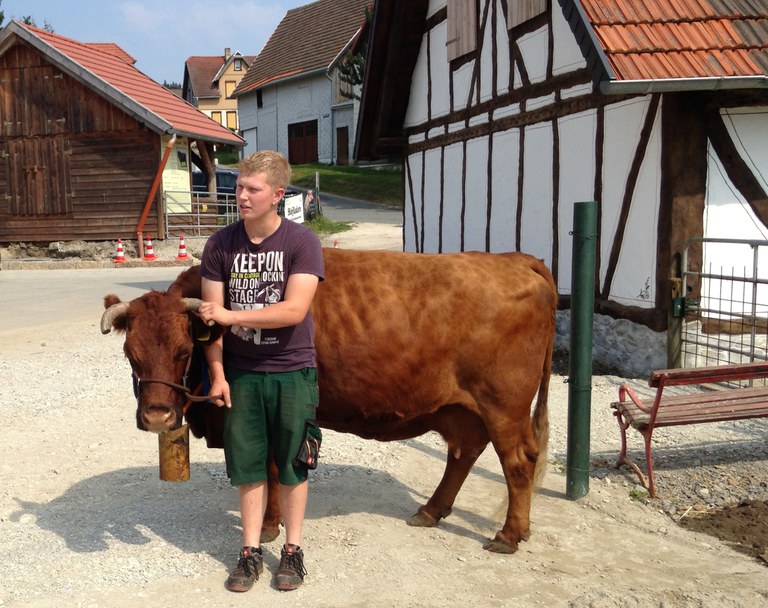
[{"x1": 0, "y1": 40, "x2": 162, "y2": 243}]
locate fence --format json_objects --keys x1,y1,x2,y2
[
  {"x1": 679, "y1": 238, "x2": 768, "y2": 381},
  {"x1": 163, "y1": 189, "x2": 320, "y2": 239}
]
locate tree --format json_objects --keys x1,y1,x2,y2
[
  {"x1": 19, "y1": 14, "x2": 54, "y2": 32},
  {"x1": 337, "y1": 6, "x2": 371, "y2": 102}
]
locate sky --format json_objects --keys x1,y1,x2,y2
[{"x1": 0, "y1": 0, "x2": 311, "y2": 85}]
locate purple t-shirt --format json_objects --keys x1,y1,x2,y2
[{"x1": 200, "y1": 218, "x2": 325, "y2": 372}]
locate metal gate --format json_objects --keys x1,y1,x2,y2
[{"x1": 680, "y1": 237, "x2": 768, "y2": 370}]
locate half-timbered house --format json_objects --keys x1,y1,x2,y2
[
  {"x1": 0, "y1": 21, "x2": 243, "y2": 244},
  {"x1": 356, "y1": 0, "x2": 768, "y2": 373}
]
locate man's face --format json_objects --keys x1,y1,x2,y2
[{"x1": 235, "y1": 172, "x2": 284, "y2": 221}]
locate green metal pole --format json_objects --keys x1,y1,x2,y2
[{"x1": 566, "y1": 201, "x2": 597, "y2": 500}]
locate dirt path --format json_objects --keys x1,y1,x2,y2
[{"x1": 1, "y1": 224, "x2": 766, "y2": 607}]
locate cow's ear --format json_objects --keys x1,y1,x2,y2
[
  {"x1": 189, "y1": 315, "x2": 224, "y2": 344},
  {"x1": 103, "y1": 294, "x2": 129, "y2": 333}
]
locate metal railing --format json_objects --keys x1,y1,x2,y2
[
  {"x1": 163, "y1": 190, "x2": 239, "y2": 238},
  {"x1": 680, "y1": 237, "x2": 768, "y2": 372}
]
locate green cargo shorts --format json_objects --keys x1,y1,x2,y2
[{"x1": 224, "y1": 366, "x2": 321, "y2": 486}]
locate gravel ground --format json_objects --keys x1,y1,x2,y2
[{"x1": 1, "y1": 227, "x2": 767, "y2": 607}]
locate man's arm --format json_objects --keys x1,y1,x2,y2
[
  {"x1": 201, "y1": 277, "x2": 230, "y2": 408},
  {"x1": 199, "y1": 273, "x2": 319, "y2": 330}
]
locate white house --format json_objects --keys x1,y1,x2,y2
[
  {"x1": 234, "y1": 0, "x2": 370, "y2": 165},
  {"x1": 356, "y1": 0, "x2": 768, "y2": 374}
]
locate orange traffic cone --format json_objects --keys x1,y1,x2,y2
[
  {"x1": 114, "y1": 239, "x2": 126, "y2": 263},
  {"x1": 176, "y1": 234, "x2": 190, "y2": 260},
  {"x1": 143, "y1": 235, "x2": 157, "y2": 261}
]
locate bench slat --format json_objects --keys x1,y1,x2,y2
[
  {"x1": 649, "y1": 361, "x2": 768, "y2": 388},
  {"x1": 616, "y1": 402, "x2": 768, "y2": 429}
]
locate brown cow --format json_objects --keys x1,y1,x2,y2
[{"x1": 101, "y1": 248, "x2": 557, "y2": 553}]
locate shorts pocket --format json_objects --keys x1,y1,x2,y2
[{"x1": 294, "y1": 420, "x2": 322, "y2": 470}]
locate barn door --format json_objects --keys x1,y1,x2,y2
[
  {"x1": 288, "y1": 120, "x2": 318, "y2": 165},
  {"x1": 336, "y1": 126, "x2": 349, "y2": 165},
  {"x1": 8, "y1": 138, "x2": 72, "y2": 216}
]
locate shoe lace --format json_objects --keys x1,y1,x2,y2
[
  {"x1": 281, "y1": 549, "x2": 307, "y2": 578},
  {"x1": 238, "y1": 551, "x2": 259, "y2": 577}
]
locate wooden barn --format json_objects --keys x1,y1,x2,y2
[
  {"x1": 356, "y1": 0, "x2": 768, "y2": 372},
  {"x1": 0, "y1": 21, "x2": 243, "y2": 244}
]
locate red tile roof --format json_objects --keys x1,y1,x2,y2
[
  {"x1": 234, "y1": 0, "x2": 371, "y2": 96},
  {"x1": 4, "y1": 21, "x2": 242, "y2": 145},
  {"x1": 576, "y1": 0, "x2": 768, "y2": 82}
]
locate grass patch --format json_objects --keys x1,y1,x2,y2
[
  {"x1": 291, "y1": 164, "x2": 403, "y2": 208},
  {"x1": 305, "y1": 215, "x2": 353, "y2": 236}
]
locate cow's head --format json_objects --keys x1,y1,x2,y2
[{"x1": 101, "y1": 284, "x2": 219, "y2": 433}]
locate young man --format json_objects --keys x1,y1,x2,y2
[{"x1": 198, "y1": 150, "x2": 324, "y2": 592}]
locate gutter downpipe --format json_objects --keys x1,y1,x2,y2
[{"x1": 136, "y1": 133, "x2": 177, "y2": 257}]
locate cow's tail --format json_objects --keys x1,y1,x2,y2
[{"x1": 531, "y1": 309, "x2": 554, "y2": 489}]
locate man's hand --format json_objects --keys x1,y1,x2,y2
[
  {"x1": 199, "y1": 301, "x2": 233, "y2": 327},
  {"x1": 208, "y1": 376, "x2": 231, "y2": 408}
]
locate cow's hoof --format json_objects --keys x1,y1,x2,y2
[
  {"x1": 483, "y1": 535, "x2": 519, "y2": 554},
  {"x1": 407, "y1": 510, "x2": 438, "y2": 528},
  {"x1": 260, "y1": 526, "x2": 280, "y2": 543}
]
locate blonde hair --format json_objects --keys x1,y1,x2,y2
[{"x1": 239, "y1": 150, "x2": 292, "y2": 190}]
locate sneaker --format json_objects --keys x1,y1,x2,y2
[
  {"x1": 226, "y1": 546, "x2": 263, "y2": 592},
  {"x1": 275, "y1": 544, "x2": 307, "y2": 591}
]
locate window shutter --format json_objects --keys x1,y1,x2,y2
[
  {"x1": 508, "y1": 0, "x2": 547, "y2": 29},
  {"x1": 447, "y1": 0, "x2": 477, "y2": 61}
]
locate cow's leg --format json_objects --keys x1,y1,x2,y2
[
  {"x1": 483, "y1": 417, "x2": 539, "y2": 554},
  {"x1": 408, "y1": 407, "x2": 489, "y2": 528},
  {"x1": 260, "y1": 456, "x2": 281, "y2": 543}
]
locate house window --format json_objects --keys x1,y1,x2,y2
[
  {"x1": 211, "y1": 111, "x2": 222, "y2": 124},
  {"x1": 257, "y1": 90, "x2": 263, "y2": 109},
  {"x1": 234, "y1": 58, "x2": 243, "y2": 71},
  {"x1": 447, "y1": 0, "x2": 477, "y2": 61},
  {"x1": 225, "y1": 80, "x2": 236, "y2": 98},
  {"x1": 226, "y1": 111, "x2": 238, "y2": 130},
  {"x1": 508, "y1": 0, "x2": 547, "y2": 29}
]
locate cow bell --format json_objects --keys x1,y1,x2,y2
[{"x1": 158, "y1": 424, "x2": 190, "y2": 482}]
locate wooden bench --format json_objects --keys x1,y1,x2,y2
[{"x1": 610, "y1": 361, "x2": 768, "y2": 497}]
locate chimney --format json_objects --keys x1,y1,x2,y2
[{"x1": 225, "y1": 47, "x2": 231, "y2": 60}]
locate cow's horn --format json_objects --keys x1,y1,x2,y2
[
  {"x1": 100, "y1": 301, "x2": 130, "y2": 334},
  {"x1": 182, "y1": 298, "x2": 215, "y2": 327},
  {"x1": 182, "y1": 298, "x2": 203, "y2": 312}
]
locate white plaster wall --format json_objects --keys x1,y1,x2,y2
[
  {"x1": 422, "y1": 148, "x2": 442, "y2": 252},
  {"x1": 600, "y1": 97, "x2": 654, "y2": 295},
  {"x1": 704, "y1": 121, "x2": 768, "y2": 317},
  {"x1": 552, "y1": 2, "x2": 588, "y2": 76},
  {"x1": 440, "y1": 142, "x2": 465, "y2": 252},
  {"x1": 426, "y1": 0, "x2": 444, "y2": 19},
  {"x1": 463, "y1": 138, "x2": 489, "y2": 250},
  {"x1": 477, "y1": 6, "x2": 494, "y2": 104},
  {"x1": 520, "y1": 122, "x2": 553, "y2": 262},
  {"x1": 517, "y1": 26, "x2": 549, "y2": 85},
  {"x1": 430, "y1": 24, "x2": 451, "y2": 119},
  {"x1": 404, "y1": 153, "x2": 422, "y2": 252},
  {"x1": 495, "y1": 1, "x2": 511, "y2": 96},
  {"x1": 404, "y1": 33, "x2": 430, "y2": 128},
  {"x1": 557, "y1": 110, "x2": 598, "y2": 294},
  {"x1": 610, "y1": 112, "x2": 661, "y2": 308},
  {"x1": 489, "y1": 128, "x2": 520, "y2": 252},
  {"x1": 452, "y1": 60, "x2": 474, "y2": 113}
]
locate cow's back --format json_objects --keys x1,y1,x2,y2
[{"x1": 312, "y1": 249, "x2": 557, "y2": 437}]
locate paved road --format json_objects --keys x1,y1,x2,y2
[
  {"x1": 300, "y1": 191, "x2": 403, "y2": 225},
  {"x1": 1, "y1": 196, "x2": 402, "y2": 333},
  {"x1": 1, "y1": 267, "x2": 184, "y2": 332}
]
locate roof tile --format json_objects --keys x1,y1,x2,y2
[
  {"x1": 18, "y1": 23, "x2": 242, "y2": 144},
  {"x1": 235, "y1": 0, "x2": 371, "y2": 96},
  {"x1": 578, "y1": 0, "x2": 768, "y2": 80}
]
